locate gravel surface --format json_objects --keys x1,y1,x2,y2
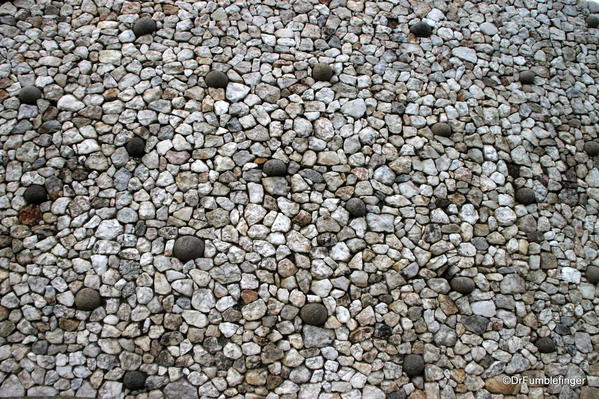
[{"x1": 0, "y1": 0, "x2": 599, "y2": 398}]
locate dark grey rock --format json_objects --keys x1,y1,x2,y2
[
  {"x1": 587, "y1": 265, "x2": 599, "y2": 284},
  {"x1": 312, "y1": 63, "x2": 333, "y2": 81},
  {"x1": 386, "y1": 390, "x2": 407, "y2": 399},
  {"x1": 300, "y1": 303, "x2": 328, "y2": 326},
  {"x1": 19, "y1": 86, "x2": 42, "y2": 105},
  {"x1": 584, "y1": 142, "x2": 599, "y2": 156},
  {"x1": 263, "y1": 159, "x2": 287, "y2": 176},
  {"x1": 346, "y1": 198, "x2": 367, "y2": 217},
  {"x1": 173, "y1": 236, "x2": 205, "y2": 262},
  {"x1": 410, "y1": 21, "x2": 432, "y2": 37},
  {"x1": 205, "y1": 71, "x2": 229, "y2": 88},
  {"x1": 535, "y1": 337, "x2": 556, "y2": 353},
  {"x1": 74, "y1": 288, "x2": 102, "y2": 311},
  {"x1": 519, "y1": 70, "x2": 535, "y2": 84},
  {"x1": 164, "y1": 378, "x2": 199, "y2": 399},
  {"x1": 587, "y1": 15, "x2": 599, "y2": 28},
  {"x1": 403, "y1": 354, "x2": 425, "y2": 377},
  {"x1": 515, "y1": 187, "x2": 536, "y2": 205},
  {"x1": 450, "y1": 276, "x2": 475, "y2": 295},
  {"x1": 431, "y1": 122, "x2": 452, "y2": 137},
  {"x1": 541, "y1": 252, "x2": 558, "y2": 269},
  {"x1": 123, "y1": 371, "x2": 147, "y2": 390},
  {"x1": 133, "y1": 17, "x2": 157, "y2": 36},
  {"x1": 462, "y1": 315, "x2": 489, "y2": 335},
  {"x1": 126, "y1": 137, "x2": 145, "y2": 158},
  {"x1": 23, "y1": 184, "x2": 47, "y2": 204}
]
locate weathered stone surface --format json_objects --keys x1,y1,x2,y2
[
  {"x1": 587, "y1": 15, "x2": 599, "y2": 28},
  {"x1": 584, "y1": 142, "x2": 599, "y2": 156},
  {"x1": 535, "y1": 337, "x2": 556, "y2": 353},
  {"x1": 431, "y1": 122, "x2": 452, "y2": 137},
  {"x1": 126, "y1": 137, "x2": 145, "y2": 158},
  {"x1": 173, "y1": 236, "x2": 205, "y2": 262},
  {"x1": 519, "y1": 70, "x2": 535, "y2": 84},
  {"x1": 484, "y1": 376, "x2": 520, "y2": 395},
  {"x1": 123, "y1": 371, "x2": 147, "y2": 390},
  {"x1": 263, "y1": 159, "x2": 287, "y2": 176},
  {"x1": 515, "y1": 187, "x2": 536, "y2": 204},
  {"x1": 587, "y1": 266, "x2": 599, "y2": 284}
]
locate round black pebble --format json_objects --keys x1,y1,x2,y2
[
  {"x1": 515, "y1": 188, "x2": 536, "y2": 205},
  {"x1": 126, "y1": 137, "x2": 146, "y2": 158},
  {"x1": 450, "y1": 276, "x2": 475, "y2": 295},
  {"x1": 205, "y1": 71, "x2": 229, "y2": 88},
  {"x1": 123, "y1": 371, "x2": 147, "y2": 391},
  {"x1": 133, "y1": 17, "x2": 157, "y2": 36},
  {"x1": 173, "y1": 236, "x2": 205, "y2": 262},
  {"x1": 346, "y1": 198, "x2": 367, "y2": 217},
  {"x1": 263, "y1": 159, "x2": 287, "y2": 176},
  {"x1": 404, "y1": 354, "x2": 425, "y2": 377},
  {"x1": 431, "y1": 122, "x2": 452, "y2": 137},
  {"x1": 584, "y1": 142, "x2": 599, "y2": 156},
  {"x1": 587, "y1": 15, "x2": 599, "y2": 28},
  {"x1": 300, "y1": 303, "x2": 328, "y2": 326},
  {"x1": 535, "y1": 337, "x2": 556, "y2": 353},
  {"x1": 313, "y1": 63, "x2": 333, "y2": 82},
  {"x1": 74, "y1": 288, "x2": 102, "y2": 311},
  {"x1": 23, "y1": 184, "x2": 47, "y2": 204},
  {"x1": 587, "y1": 265, "x2": 599, "y2": 284},
  {"x1": 19, "y1": 86, "x2": 42, "y2": 105},
  {"x1": 410, "y1": 21, "x2": 432, "y2": 38},
  {"x1": 519, "y1": 70, "x2": 535, "y2": 84}
]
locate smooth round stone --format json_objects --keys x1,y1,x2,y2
[
  {"x1": 587, "y1": 265, "x2": 599, "y2": 284},
  {"x1": 75, "y1": 288, "x2": 102, "y2": 311},
  {"x1": 312, "y1": 63, "x2": 333, "y2": 81},
  {"x1": 346, "y1": 198, "x2": 367, "y2": 217},
  {"x1": 263, "y1": 159, "x2": 287, "y2": 176},
  {"x1": 173, "y1": 236, "x2": 205, "y2": 262},
  {"x1": 450, "y1": 276, "x2": 475, "y2": 295},
  {"x1": 23, "y1": 184, "x2": 47, "y2": 204},
  {"x1": 519, "y1": 70, "x2": 535, "y2": 84},
  {"x1": 300, "y1": 303, "x2": 328, "y2": 326},
  {"x1": 515, "y1": 188, "x2": 536, "y2": 205},
  {"x1": 205, "y1": 71, "x2": 229, "y2": 88},
  {"x1": 410, "y1": 21, "x2": 432, "y2": 37},
  {"x1": 431, "y1": 122, "x2": 452, "y2": 137},
  {"x1": 123, "y1": 371, "x2": 147, "y2": 390},
  {"x1": 126, "y1": 137, "x2": 145, "y2": 158},
  {"x1": 133, "y1": 17, "x2": 157, "y2": 36},
  {"x1": 19, "y1": 86, "x2": 42, "y2": 105},
  {"x1": 404, "y1": 354, "x2": 425, "y2": 377},
  {"x1": 584, "y1": 142, "x2": 599, "y2": 156},
  {"x1": 587, "y1": 15, "x2": 599, "y2": 28},
  {"x1": 535, "y1": 337, "x2": 556, "y2": 353}
]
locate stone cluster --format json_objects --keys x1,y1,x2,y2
[{"x1": 0, "y1": 0, "x2": 598, "y2": 398}]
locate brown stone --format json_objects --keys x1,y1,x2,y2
[
  {"x1": 349, "y1": 327, "x2": 374, "y2": 343},
  {"x1": 19, "y1": 204, "x2": 42, "y2": 225},
  {"x1": 59, "y1": 318, "x2": 80, "y2": 331},
  {"x1": 484, "y1": 376, "x2": 520, "y2": 395},
  {"x1": 581, "y1": 387, "x2": 599, "y2": 399},
  {"x1": 241, "y1": 289, "x2": 258, "y2": 304},
  {"x1": 438, "y1": 294, "x2": 458, "y2": 315},
  {"x1": 245, "y1": 369, "x2": 267, "y2": 385}
]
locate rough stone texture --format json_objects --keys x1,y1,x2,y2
[
  {"x1": 515, "y1": 187, "x2": 536, "y2": 204},
  {"x1": 23, "y1": 184, "x2": 47, "y2": 204},
  {"x1": 535, "y1": 337, "x2": 556, "y2": 353},
  {"x1": 173, "y1": 236, "x2": 205, "y2": 262},
  {"x1": 262, "y1": 159, "x2": 287, "y2": 176},
  {"x1": 299, "y1": 303, "x2": 328, "y2": 326},
  {"x1": 133, "y1": 17, "x2": 157, "y2": 36},
  {"x1": 74, "y1": 288, "x2": 102, "y2": 311},
  {"x1": 0, "y1": 1, "x2": 598, "y2": 398},
  {"x1": 431, "y1": 122, "x2": 452, "y2": 137}
]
